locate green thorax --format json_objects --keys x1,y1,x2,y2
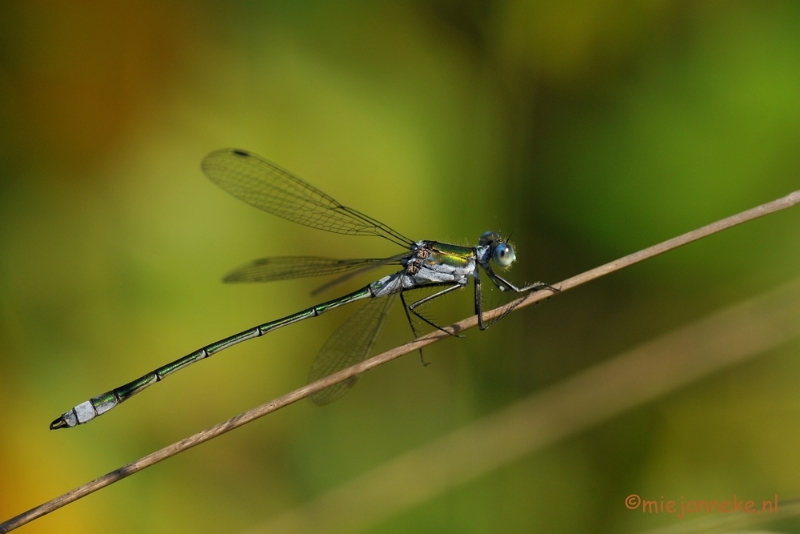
[{"x1": 426, "y1": 241, "x2": 474, "y2": 268}]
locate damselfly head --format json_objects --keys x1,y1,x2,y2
[{"x1": 479, "y1": 231, "x2": 517, "y2": 268}]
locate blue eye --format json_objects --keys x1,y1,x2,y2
[{"x1": 492, "y1": 243, "x2": 516, "y2": 267}]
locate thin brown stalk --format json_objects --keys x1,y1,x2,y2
[
  {"x1": 245, "y1": 276, "x2": 800, "y2": 534},
  {"x1": 1, "y1": 190, "x2": 798, "y2": 533}
]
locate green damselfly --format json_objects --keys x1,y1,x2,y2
[{"x1": 51, "y1": 148, "x2": 556, "y2": 429}]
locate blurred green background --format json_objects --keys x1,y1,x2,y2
[{"x1": 1, "y1": 1, "x2": 800, "y2": 532}]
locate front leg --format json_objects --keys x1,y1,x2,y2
[
  {"x1": 483, "y1": 262, "x2": 560, "y2": 294},
  {"x1": 494, "y1": 274, "x2": 559, "y2": 294},
  {"x1": 477, "y1": 265, "x2": 559, "y2": 330}
]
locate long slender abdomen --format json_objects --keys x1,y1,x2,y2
[{"x1": 49, "y1": 286, "x2": 373, "y2": 429}]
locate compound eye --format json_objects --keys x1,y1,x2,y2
[
  {"x1": 479, "y1": 231, "x2": 499, "y2": 246},
  {"x1": 492, "y1": 243, "x2": 516, "y2": 267}
]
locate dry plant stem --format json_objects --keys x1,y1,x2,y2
[
  {"x1": 1, "y1": 190, "x2": 798, "y2": 533},
  {"x1": 250, "y1": 276, "x2": 800, "y2": 534}
]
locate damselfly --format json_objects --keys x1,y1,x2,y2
[{"x1": 50, "y1": 149, "x2": 556, "y2": 429}]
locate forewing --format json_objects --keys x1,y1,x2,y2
[
  {"x1": 202, "y1": 149, "x2": 413, "y2": 247},
  {"x1": 307, "y1": 294, "x2": 397, "y2": 405}
]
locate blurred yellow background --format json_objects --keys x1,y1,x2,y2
[{"x1": 1, "y1": 1, "x2": 799, "y2": 532}]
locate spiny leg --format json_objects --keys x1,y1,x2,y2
[
  {"x1": 474, "y1": 272, "x2": 516, "y2": 330},
  {"x1": 477, "y1": 267, "x2": 559, "y2": 330},
  {"x1": 407, "y1": 283, "x2": 466, "y2": 340},
  {"x1": 399, "y1": 290, "x2": 428, "y2": 366},
  {"x1": 492, "y1": 273, "x2": 559, "y2": 295},
  {"x1": 474, "y1": 272, "x2": 487, "y2": 330}
]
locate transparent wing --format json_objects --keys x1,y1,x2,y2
[
  {"x1": 310, "y1": 252, "x2": 409, "y2": 295},
  {"x1": 223, "y1": 255, "x2": 405, "y2": 283},
  {"x1": 202, "y1": 149, "x2": 414, "y2": 248},
  {"x1": 307, "y1": 293, "x2": 397, "y2": 405}
]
